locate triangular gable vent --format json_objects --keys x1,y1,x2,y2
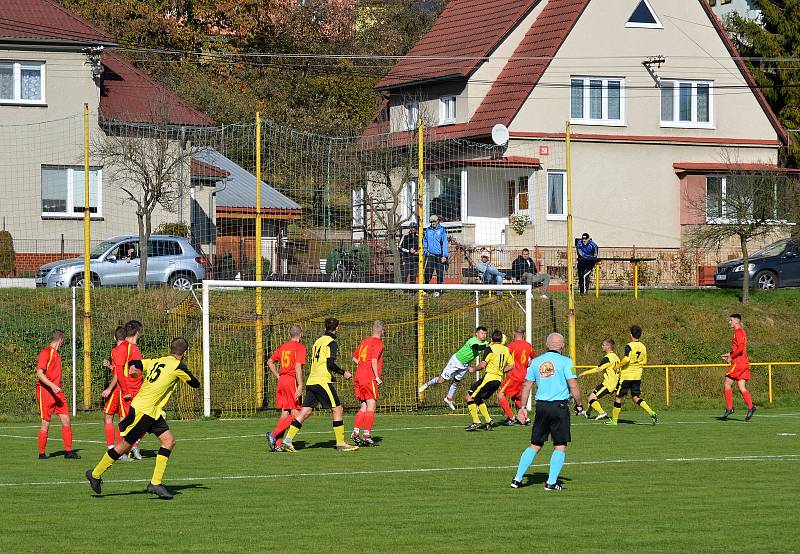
[{"x1": 626, "y1": 0, "x2": 663, "y2": 28}]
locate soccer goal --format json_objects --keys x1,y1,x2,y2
[{"x1": 199, "y1": 280, "x2": 562, "y2": 418}]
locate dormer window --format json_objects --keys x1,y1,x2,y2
[{"x1": 626, "y1": 0, "x2": 663, "y2": 29}]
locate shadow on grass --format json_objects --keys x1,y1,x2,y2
[
  {"x1": 47, "y1": 449, "x2": 83, "y2": 458},
  {"x1": 518, "y1": 473, "x2": 572, "y2": 488},
  {"x1": 93, "y1": 483, "x2": 209, "y2": 499}
]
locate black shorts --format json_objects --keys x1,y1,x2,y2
[
  {"x1": 303, "y1": 383, "x2": 341, "y2": 410},
  {"x1": 592, "y1": 384, "x2": 612, "y2": 398},
  {"x1": 118, "y1": 406, "x2": 169, "y2": 445},
  {"x1": 468, "y1": 376, "x2": 501, "y2": 403},
  {"x1": 615, "y1": 380, "x2": 642, "y2": 397},
  {"x1": 530, "y1": 400, "x2": 571, "y2": 447}
]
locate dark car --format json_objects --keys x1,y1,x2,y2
[{"x1": 714, "y1": 238, "x2": 800, "y2": 290}]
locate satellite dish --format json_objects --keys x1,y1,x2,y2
[{"x1": 491, "y1": 123, "x2": 509, "y2": 146}]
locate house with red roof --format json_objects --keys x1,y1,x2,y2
[{"x1": 366, "y1": 0, "x2": 789, "y2": 250}]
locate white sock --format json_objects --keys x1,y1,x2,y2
[
  {"x1": 447, "y1": 381, "x2": 459, "y2": 399},
  {"x1": 426, "y1": 377, "x2": 439, "y2": 387}
]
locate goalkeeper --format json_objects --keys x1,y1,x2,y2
[{"x1": 577, "y1": 337, "x2": 619, "y2": 420}]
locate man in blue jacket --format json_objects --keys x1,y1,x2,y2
[
  {"x1": 423, "y1": 214, "x2": 448, "y2": 293},
  {"x1": 575, "y1": 232, "x2": 598, "y2": 295}
]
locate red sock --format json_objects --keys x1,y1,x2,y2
[
  {"x1": 498, "y1": 396, "x2": 514, "y2": 419},
  {"x1": 363, "y1": 412, "x2": 375, "y2": 435},
  {"x1": 104, "y1": 422, "x2": 116, "y2": 447},
  {"x1": 61, "y1": 426, "x2": 73, "y2": 452},
  {"x1": 272, "y1": 415, "x2": 294, "y2": 440},
  {"x1": 741, "y1": 390, "x2": 753, "y2": 409},
  {"x1": 38, "y1": 429, "x2": 48, "y2": 454},
  {"x1": 724, "y1": 388, "x2": 734, "y2": 410},
  {"x1": 353, "y1": 411, "x2": 364, "y2": 431},
  {"x1": 115, "y1": 427, "x2": 121, "y2": 444},
  {"x1": 514, "y1": 399, "x2": 522, "y2": 409}
]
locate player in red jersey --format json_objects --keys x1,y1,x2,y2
[
  {"x1": 266, "y1": 324, "x2": 307, "y2": 452},
  {"x1": 35, "y1": 329, "x2": 80, "y2": 459},
  {"x1": 120, "y1": 320, "x2": 144, "y2": 458},
  {"x1": 351, "y1": 320, "x2": 385, "y2": 446},
  {"x1": 101, "y1": 326, "x2": 128, "y2": 454},
  {"x1": 498, "y1": 326, "x2": 534, "y2": 426},
  {"x1": 720, "y1": 314, "x2": 756, "y2": 421}
]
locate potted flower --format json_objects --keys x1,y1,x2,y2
[{"x1": 509, "y1": 214, "x2": 530, "y2": 235}]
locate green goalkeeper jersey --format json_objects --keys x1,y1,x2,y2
[{"x1": 454, "y1": 336, "x2": 490, "y2": 365}]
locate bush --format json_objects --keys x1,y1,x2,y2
[
  {"x1": 212, "y1": 252, "x2": 237, "y2": 280},
  {"x1": 241, "y1": 257, "x2": 272, "y2": 279},
  {"x1": 0, "y1": 230, "x2": 15, "y2": 277},
  {"x1": 326, "y1": 244, "x2": 371, "y2": 276},
  {"x1": 155, "y1": 222, "x2": 190, "y2": 237}
]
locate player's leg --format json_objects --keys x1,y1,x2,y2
[
  {"x1": 103, "y1": 400, "x2": 117, "y2": 449},
  {"x1": 476, "y1": 381, "x2": 499, "y2": 427},
  {"x1": 147, "y1": 426, "x2": 176, "y2": 499},
  {"x1": 606, "y1": 390, "x2": 623, "y2": 426},
  {"x1": 721, "y1": 376, "x2": 735, "y2": 418},
  {"x1": 330, "y1": 395, "x2": 358, "y2": 451},
  {"x1": 282, "y1": 405, "x2": 313, "y2": 451},
  {"x1": 465, "y1": 379, "x2": 482, "y2": 429},
  {"x1": 87, "y1": 410, "x2": 141, "y2": 493},
  {"x1": 55, "y1": 412, "x2": 80, "y2": 458},
  {"x1": 590, "y1": 387, "x2": 609, "y2": 420},
  {"x1": 37, "y1": 417, "x2": 49, "y2": 459},
  {"x1": 361, "y1": 398, "x2": 378, "y2": 445},
  {"x1": 351, "y1": 400, "x2": 367, "y2": 444},
  {"x1": 497, "y1": 380, "x2": 515, "y2": 423},
  {"x1": 271, "y1": 408, "x2": 294, "y2": 450},
  {"x1": 738, "y1": 378, "x2": 756, "y2": 419},
  {"x1": 631, "y1": 381, "x2": 657, "y2": 423}
]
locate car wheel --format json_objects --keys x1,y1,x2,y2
[
  {"x1": 71, "y1": 275, "x2": 98, "y2": 288},
  {"x1": 169, "y1": 273, "x2": 195, "y2": 290},
  {"x1": 754, "y1": 270, "x2": 777, "y2": 290}
]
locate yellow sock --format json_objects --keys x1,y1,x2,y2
[
  {"x1": 638, "y1": 400, "x2": 655, "y2": 415},
  {"x1": 612, "y1": 406, "x2": 621, "y2": 422},
  {"x1": 151, "y1": 454, "x2": 170, "y2": 485},
  {"x1": 92, "y1": 451, "x2": 116, "y2": 479},
  {"x1": 590, "y1": 400, "x2": 605, "y2": 415},
  {"x1": 333, "y1": 423, "x2": 345, "y2": 446},
  {"x1": 478, "y1": 403, "x2": 491, "y2": 422},
  {"x1": 468, "y1": 403, "x2": 480, "y2": 423},
  {"x1": 285, "y1": 423, "x2": 300, "y2": 442}
]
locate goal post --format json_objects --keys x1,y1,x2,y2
[{"x1": 201, "y1": 280, "x2": 540, "y2": 418}]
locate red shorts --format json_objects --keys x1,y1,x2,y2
[
  {"x1": 727, "y1": 362, "x2": 751, "y2": 381},
  {"x1": 354, "y1": 379, "x2": 379, "y2": 402},
  {"x1": 103, "y1": 389, "x2": 131, "y2": 418},
  {"x1": 498, "y1": 376, "x2": 523, "y2": 399},
  {"x1": 275, "y1": 375, "x2": 301, "y2": 411},
  {"x1": 36, "y1": 386, "x2": 68, "y2": 421}
]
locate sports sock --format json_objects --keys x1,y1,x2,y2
[
  {"x1": 612, "y1": 401, "x2": 622, "y2": 422},
  {"x1": 741, "y1": 390, "x2": 753, "y2": 409},
  {"x1": 115, "y1": 427, "x2": 121, "y2": 445},
  {"x1": 352, "y1": 411, "x2": 364, "y2": 434},
  {"x1": 590, "y1": 400, "x2": 605, "y2": 415},
  {"x1": 363, "y1": 412, "x2": 375, "y2": 436},
  {"x1": 92, "y1": 448, "x2": 121, "y2": 479},
  {"x1": 332, "y1": 420, "x2": 345, "y2": 446},
  {"x1": 467, "y1": 402, "x2": 480, "y2": 423},
  {"x1": 284, "y1": 419, "x2": 302, "y2": 444},
  {"x1": 426, "y1": 377, "x2": 439, "y2": 387},
  {"x1": 514, "y1": 447, "x2": 538, "y2": 482},
  {"x1": 478, "y1": 402, "x2": 491, "y2": 422},
  {"x1": 547, "y1": 449, "x2": 566, "y2": 485},
  {"x1": 272, "y1": 414, "x2": 294, "y2": 439},
  {"x1": 498, "y1": 396, "x2": 514, "y2": 419},
  {"x1": 104, "y1": 422, "x2": 115, "y2": 447},
  {"x1": 446, "y1": 380, "x2": 459, "y2": 400},
  {"x1": 37, "y1": 428, "x2": 47, "y2": 454},
  {"x1": 724, "y1": 388, "x2": 734, "y2": 410},
  {"x1": 636, "y1": 399, "x2": 655, "y2": 416},
  {"x1": 61, "y1": 425, "x2": 73, "y2": 451},
  {"x1": 151, "y1": 447, "x2": 171, "y2": 485},
  {"x1": 514, "y1": 399, "x2": 522, "y2": 409}
]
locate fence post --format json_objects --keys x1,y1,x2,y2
[
  {"x1": 82, "y1": 103, "x2": 92, "y2": 411},
  {"x1": 416, "y1": 117, "x2": 426, "y2": 401},
  {"x1": 565, "y1": 121, "x2": 577, "y2": 363},
  {"x1": 595, "y1": 262, "x2": 600, "y2": 298},
  {"x1": 254, "y1": 112, "x2": 264, "y2": 410},
  {"x1": 665, "y1": 366, "x2": 670, "y2": 406},
  {"x1": 768, "y1": 363, "x2": 773, "y2": 404}
]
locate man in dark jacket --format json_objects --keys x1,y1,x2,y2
[
  {"x1": 398, "y1": 226, "x2": 418, "y2": 284},
  {"x1": 511, "y1": 248, "x2": 550, "y2": 298},
  {"x1": 576, "y1": 233, "x2": 599, "y2": 295}
]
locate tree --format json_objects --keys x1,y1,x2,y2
[
  {"x1": 94, "y1": 115, "x2": 198, "y2": 289},
  {"x1": 683, "y1": 159, "x2": 800, "y2": 304}
]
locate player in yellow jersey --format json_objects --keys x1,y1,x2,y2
[
  {"x1": 606, "y1": 325, "x2": 657, "y2": 426},
  {"x1": 282, "y1": 317, "x2": 359, "y2": 452},
  {"x1": 85, "y1": 337, "x2": 200, "y2": 499},
  {"x1": 465, "y1": 329, "x2": 514, "y2": 431},
  {"x1": 578, "y1": 337, "x2": 620, "y2": 421}
]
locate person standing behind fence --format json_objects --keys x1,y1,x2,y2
[
  {"x1": 399, "y1": 226, "x2": 418, "y2": 284},
  {"x1": 423, "y1": 215, "x2": 448, "y2": 292},
  {"x1": 575, "y1": 233, "x2": 598, "y2": 295},
  {"x1": 512, "y1": 248, "x2": 550, "y2": 299}
]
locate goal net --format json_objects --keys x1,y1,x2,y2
[{"x1": 194, "y1": 280, "x2": 564, "y2": 417}]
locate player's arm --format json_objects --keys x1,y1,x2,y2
[
  {"x1": 579, "y1": 356, "x2": 608, "y2": 378},
  {"x1": 327, "y1": 341, "x2": 351, "y2": 379},
  {"x1": 618, "y1": 345, "x2": 631, "y2": 368},
  {"x1": 294, "y1": 361, "x2": 303, "y2": 397},
  {"x1": 267, "y1": 353, "x2": 281, "y2": 380},
  {"x1": 35, "y1": 368, "x2": 61, "y2": 394},
  {"x1": 472, "y1": 348, "x2": 491, "y2": 373},
  {"x1": 102, "y1": 373, "x2": 118, "y2": 399},
  {"x1": 371, "y1": 356, "x2": 382, "y2": 385},
  {"x1": 176, "y1": 364, "x2": 201, "y2": 388},
  {"x1": 568, "y1": 378, "x2": 583, "y2": 415}
]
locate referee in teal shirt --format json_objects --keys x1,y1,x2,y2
[{"x1": 511, "y1": 332, "x2": 583, "y2": 491}]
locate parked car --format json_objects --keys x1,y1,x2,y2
[
  {"x1": 35, "y1": 235, "x2": 205, "y2": 290},
  {"x1": 714, "y1": 238, "x2": 800, "y2": 290}
]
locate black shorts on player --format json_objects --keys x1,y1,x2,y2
[
  {"x1": 302, "y1": 383, "x2": 341, "y2": 410},
  {"x1": 615, "y1": 380, "x2": 642, "y2": 397},
  {"x1": 468, "y1": 377, "x2": 501, "y2": 403},
  {"x1": 118, "y1": 407, "x2": 170, "y2": 445},
  {"x1": 592, "y1": 384, "x2": 612, "y2": 398},
  {"x1": 530, "y1": 400, "x2": 571, "y2": 447}
]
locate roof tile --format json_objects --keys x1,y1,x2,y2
[{"x1": 0, "y1": 0, "x2": 114, "y2": 44}]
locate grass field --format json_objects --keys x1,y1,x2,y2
[{"x1": 2, "y1": 407, "x2": 798, "y2": 553}]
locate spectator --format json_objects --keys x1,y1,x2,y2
[
  {"x1": 575, "y1": 232, "x2": 599, "y2": 295},
  {"x1": 398, "y1": 226, "x2": 419, "y2": 284},
  {"x1": 475, "y1": 250, "x2": 505, "y2": 285},
  {"x1": 511, "y1": 248, "x2": 550, "y2": 299},
  {"x1": 423, "y1": 215, "x2": 448, "y2": 293}
]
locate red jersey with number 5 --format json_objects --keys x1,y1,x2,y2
[
  {"x1": 506, "y1": 340, "x2": 534, "y2": 381},
  {"x1": 354, "y1": 337, "x2": 384, "y2": 382},
  {"x1": 270, "y1": 340, "x2": 307, "y2": 377}
]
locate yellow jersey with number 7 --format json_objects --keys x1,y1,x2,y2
[{"x1": 619, "y1": 341, "x2": 647, "y2": 381}]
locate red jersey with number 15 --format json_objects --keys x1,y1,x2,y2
[
  {"x1": 354, "y1": 337, "x2": 384, "y2": 382},
  {"x1": 270, "y1": 340, "x2": 307, "y2": 377},
  {"x1": 507, "y1": 339, "x2": 534, "y2": 381},
  {"x1": 36, "y1": 346, "x2": 62, "y2": 389}
]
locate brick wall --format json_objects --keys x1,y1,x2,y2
[{"x1": 15, "y1": 253, "x2": 80, "y2": 274}]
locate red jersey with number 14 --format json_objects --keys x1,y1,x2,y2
[
  {"x1": 354, "y1": 337, "x2": 384, "y2": 382},
  {"x1": 506, "y1": 340, "x2": 534, "y2": 381},
  {"x1": 270, "y1": 340, "x2": 307, "y2": 377}
]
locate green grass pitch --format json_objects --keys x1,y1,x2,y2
[{"x1": 1, "y1": 408, "x2": 798, "y2": 553}]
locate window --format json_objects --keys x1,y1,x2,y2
[
  {"x1": 570, "y1": 77, "x2": 625, "y2": 125},
  {"x1": 402, "y1": 180, "x2": 417, "y2": 221},
  {"x1": 403, "y1": 101, "x2": 419, "y2": 131},
  {"x1": 426, "y1": 170, "x2": 461, "y2": 222},
  {"x1": 546, "y1": 171, "x2": 566, "y2": 220},
  {"x1": 507, "y1": 176, "x2": 530, "y2": 217},
  {"x1": 0, "y1": 61, "x2": 45, "y2": 104},
  {"x1": 352, "y1": 187, "x2": 365, "y2": 227},
  {"x1": 626, "y1": 0, "x2": 663, "y2": 28},
  {"x1": 661, "y1": 80, "x2": 713, "y2": 127},
  {"x1": 41, "y1": 165, "x2": 102, "y2": 217},
  {"x1": 149, "y1": 240, "x2": 182, "y2": 257},
  {"x1": 440, "y1": 95, "x2": 456, "y2": 125},
  {"x1": 706, "y1": 175, "x2": 787, "y2": 223}
]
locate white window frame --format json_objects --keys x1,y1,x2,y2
[
  {"x1": 625, "y1": 0, "x2": 663, "y2": 29},
  {"x1": 40, "y1": 165, "x2": 103, "y2": 219},
  {"x1": 511, "y1": 175, "x2": 533, "y2": 219},
  {"x1": 403, "y1": 101, "x2": 419, "y2": 131},
  {"x1": 0, "y1": 61, "x2": 46, "y2": 105},
  {"x1": 705, "y1": 174, "x2": 788, "y2": 225},
  {"x1": 660, "y1": 79, "x2": 714, "y2": 129},
  {"x1": 401, "y1": 180, "x2": 416, "y2": 222},
  {"x1": 352, "y1": 187, "x2": 365, "y2": 227},
  {"x1": 569, "y1": 76, "x2": 625, "y2": 126},
  {"x1": 423, "y1": 168, "x2": 464, "y2": 225},
  {"x1": 439, "y1": 95, "x2": 456, "y2": 125},
  {"x1": 546, "y1": 170, "x2": 567, "y2": 221}
]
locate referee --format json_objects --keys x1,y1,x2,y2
[{"x1": 510, "y1": 332, "x2": 583, "y2": 491}]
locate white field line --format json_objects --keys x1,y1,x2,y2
[
  {"x1": 0, "y1": 434, "x2": 103, "y2": 444},
  {"x1": 1, "y1": 453, "x2": 798, "y2": 488}
]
